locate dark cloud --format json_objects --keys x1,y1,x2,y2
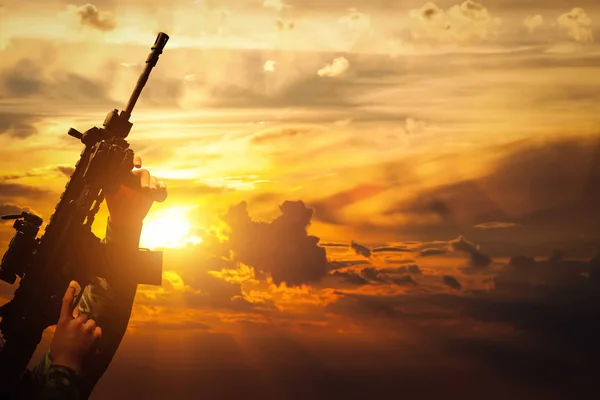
[
  {"x1": 382, "y1": 264, "x2": 422, "y2": 275},
  {"x1": 0, "y1": 59, "x2": 43, "y2": 96},
  {"x1": 354, "y1": 266, "x2": 419, "y2": 286},
  {"x1": 419, "y1": 248, "x2": 448, "y2": 257},
  {"x1": 138, "y1": 76, "x2": 184, "y2": 108},
  {"x1": 326, "y1": 291, "x2": 400, "y2": 319},
  {"x1": 309, "y1": 184, "x2": 386, "y2": 225},
  {"x1": 223, "y1": 201, "x2": 328, "y2": 287},
  {"x1": 420, "y1": 2, "x2": 441, "y2": 20},
  {"x1": 326, "y1": 250, "x2": 600, "y2": 392},
  {"x1": 0, "y1": 58, "x2": 110, "y2": 101},
  {"x1": 74, "y1": 4, "x2": 117, "y2": 32},
  {"x1": 492, "y1": 254, "x2": 591, "y2": 296},
  {"x1": 370, "y1": 136, "x2": 600, "y2": 251},
  {"x1": 372, "y1": 246, "x2": 413, "y2": 253},
  {"x1": 320, "y1": 242, "x2": 348, "y2": 248},
  {"x1": 442, "y1": 275, "x2": 462, "y2": 290},
  {"x1": 0, "y1": 203, "x2": 26, "y2": 216},
  {"x1": 0, "y1": 112, "x2": 39, "y2": 138},
  {"x1": 450, "y1": 236, "x2": 492, "y2": 269},
  {"x1": 331, "y1": 271, "x2": 369, "y2": 286},
  {"x1": 327, "y1": 260, "x2": 371, "y2": 270},
  {"x1": 0, "y1": 183, "x2": 50, "y2": 199},
  {"x1": 391, "y1": 275, "x2": 417, "y2": 286},
  {"x1": 350, "y1": 240, "x2": 371, "y2": 258},
  {"x1": 360, "y1": 267, "x2": 386, "y2": 283},
  {"x1": 384, "y1": 198, "x2": 453, "y2": 220},
  {"x1": 55, "y1": 166, "x2": 75, "y2": 177}
]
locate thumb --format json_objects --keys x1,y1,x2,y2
[{"x1": 59, "y1": 287, "x2": 76, "y2": 325}]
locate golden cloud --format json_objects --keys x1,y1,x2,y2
[{"x1": 557, "y1": 8, "x2": 594, "y2": 43}]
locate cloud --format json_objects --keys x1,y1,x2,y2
[
  {"x1": 182, "y1": 272, "x2": 256, "y2": 311},
  {"x1": 0, "y1": 183, "x2": 50, "y2": 199},
  {"x1": 262, "y1": 0, "x2": 290, "y2": 13},
  {"x1": 310, "y1": 184, "x2": 386, "y2": 225},
  {"x1": 55, "y1": 165, "x2": 75, "y2": 177},
  {"x1": 385, "y1": 198, "x2": 452, "y2": 220},
  {"x1": 420, "y1": 248, "x2": 448, "y2": 257},
  {"x1": 524, "y1": 15, "x2": 544, "y2": 33},
  {"x1": 442, "y1": 275, "x2": 462, "y2": 290},
  {"x1": 0, "y1": 112, "x2": 38, "y2": 138},
  {"x1": 0, "y1": 58, "x2": 45, "y2": 97},
  {"x1": 391, "y1": 265, "x2": 422, "y2": 275},
  {"x1": 263, "y1": 60, "x2": 276, "y2": 73},
  {"x1": 0, "y1": 58, "x2": 109, "y2": 102},
  {"x1": 351, "y1": 241, "x2": 371, "y2": 258},
  {"x1": 404, "y1": 118, "x2": 429, "y2": 135},
  {"x1": 360, "y1": 267, "x2": 387, "y2": 283},
  {"x1": 317, "y1": 57, "x2": 350, "y2": 77},
  {"x1": 223, "y1": 201, "x2": 328, "y2": 287},
  {"x1": 493, "y1": 254, "x2": 591, "y2": 296},
  {"x1": 338, "y1": 9, "x2": 371, "y2": 32},
  {"x1": 376, "y1": 135, "x2": 600, "y2": 247},
  {"x1": 391, "y1": 275, "x2": 417, "y2": 286},
  {"x1": 321, "y1": 242, "x2": 349, "y2": 248},
  {"x1": 72, "y1": 4, "x2": 117, "y2": 32},
  {"x1": 0, "y1": 203, "x2": 23, "y2": 216},
  {"x1": 475, "y1": 222, "x2": 522, "y2": 229},
  {"x1": 251, "y1": 127, "x2": 315, "y2": 145},
  {"x1": 328, "y1": 260, "x2": 372, "y2": 270},
  {"x1": 557, "y1": 8, "x2": 593, "y2": 43},
  {"x1": 372, "y1": 246, "x2": 413, "y2": 253},
  {"x1": 450, "y1": 235, "x2": 492, "y2": 269},
  {"x1": 332, "y1": 271, "x2": 369, "y2": 286},
  {"x1": 0, "y1": 166, "x2": 71, "y2": 181},
  {"x1": 409, "y1": 1, "x2": 502, "y2": 43}
]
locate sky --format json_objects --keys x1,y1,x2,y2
[{"x1": 1, "y1": 0, "x2": 600, "y2": 398}]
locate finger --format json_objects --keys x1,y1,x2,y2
[
  {"x1": 82, "y1": 318, "x2": 97, "y2": 333},
  {"x1": 133, "y1": 155, "x2": 142, "y2": 169},
  {"x1": 136, "y1": 169, "x2": 151, "y2": 193},
  {"x1": 75, "y1": 313, "x2": 90, "y2": 325},
  {"x1": 93, "y1": 326, "x2": 103, "y2": 343},
  {"x1": 59, "y1": 287, "x2": 76, "y2": 324},
  {"x1": 155, "y1": 181, "x2": 168, "y2": 203},
  {"x1": 149, "y1": 176, "x2": 158, "y2": 195}
]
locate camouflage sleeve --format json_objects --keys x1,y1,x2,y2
[
  {"x1": 27, "y1": 351, "x2": 91, "y2": 400},
  {"x1": 75, "y1": 217, "x2": 143, "y2": 394}
]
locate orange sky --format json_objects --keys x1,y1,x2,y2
[{"x1": 1, "y1": 1, "x2": 600, "y2": 398}]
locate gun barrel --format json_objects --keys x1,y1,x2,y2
[{"x1": 124, "y1": 32, "x2": 170, "y2": 116}]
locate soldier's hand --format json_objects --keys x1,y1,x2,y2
[
  {"x1": 49, "y1": 286, "x2": 102, "y2": 373},
  {"x1": 106, "y1": 155, "x2": 168, "y2": 225}
]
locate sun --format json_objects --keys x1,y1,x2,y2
[{"x1": 139, "y1": 206, "x2": 202, "y2": 249}]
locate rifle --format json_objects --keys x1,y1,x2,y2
[{"x1": 0, "y1": 32, "x2": 170, "y2": 393}]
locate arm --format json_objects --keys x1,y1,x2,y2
[
  {"x1": 27, "y1": 287, "x2": 101, "y2": 400},
  {"x1": 75, "y1": 220, "x2": 141, "y2": 392},
  {"x1": 76, "y1": 156, "x2": 166, "y2": 393}
]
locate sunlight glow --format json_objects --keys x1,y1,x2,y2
[{"x1": 139, "y1": 206, "x2": 203, "y2": 249}]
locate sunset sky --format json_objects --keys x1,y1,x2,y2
[{"x1": 1, "y1": 1, "x2": 600, "y2": 398}]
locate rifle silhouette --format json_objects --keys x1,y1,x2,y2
[{"x1": 0, "y1": 32, "x2": 170, "y2": 394}]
